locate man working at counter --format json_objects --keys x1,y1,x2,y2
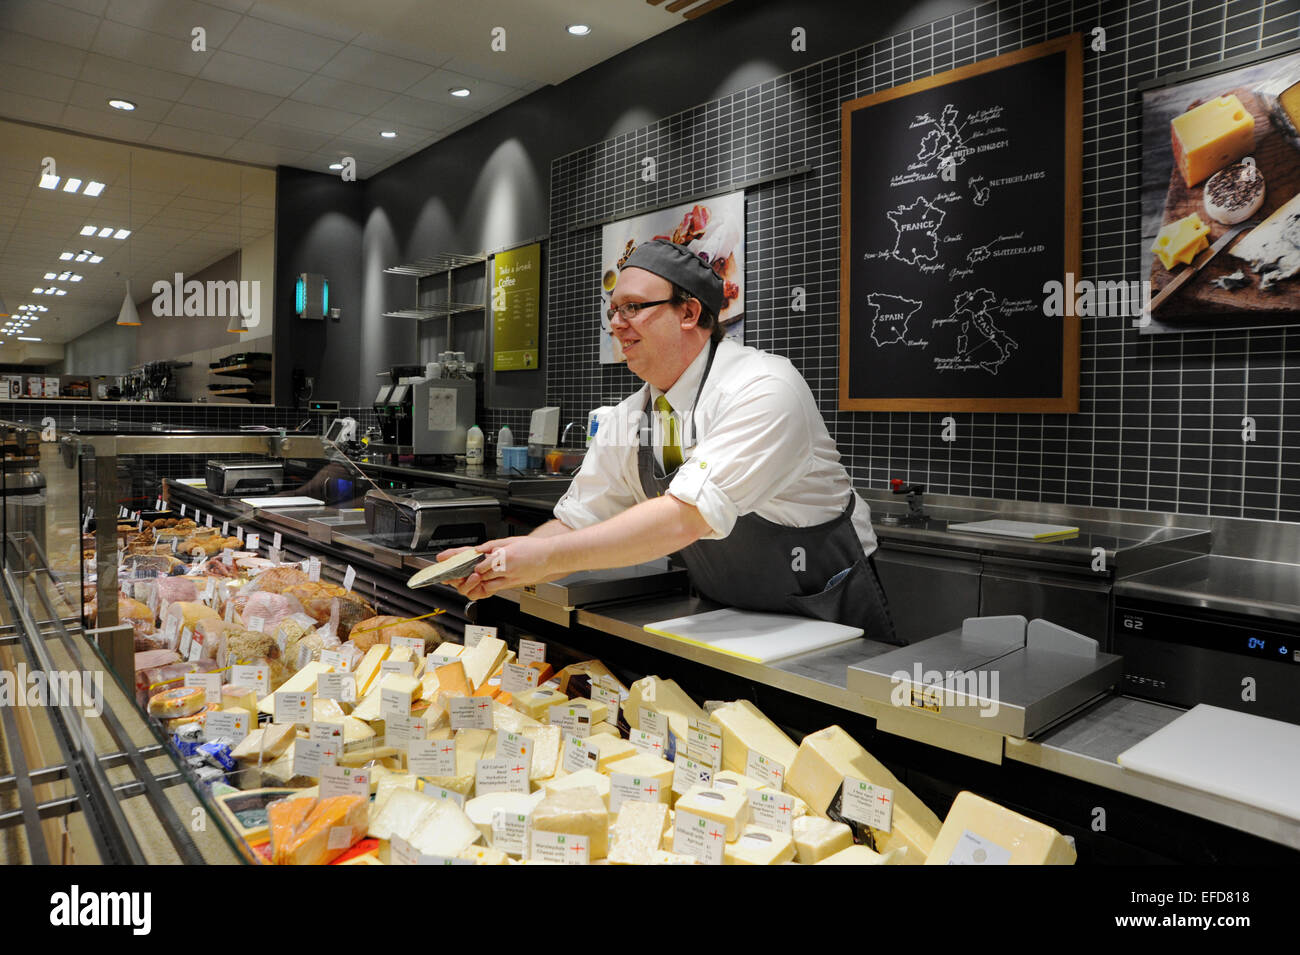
[{"x1": 443, "y1": 238, "x2": 897, "y2": 642}]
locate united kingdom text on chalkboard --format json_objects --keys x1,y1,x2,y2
[{"x1": 838, "y1": 35, "x2": 1082, "y2": 413}]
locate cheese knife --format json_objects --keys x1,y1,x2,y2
[{"x1": 1148, "y1": 220, "x2": 1256, "y2": 312}]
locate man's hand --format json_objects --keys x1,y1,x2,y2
[{"x1": 453, "y1": 535, "x2": 569, "y2": 599}]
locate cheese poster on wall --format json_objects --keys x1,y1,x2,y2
[
  {"x1": 492, "y1": 242, "x2": 541, "y2": 371},
  {"x1": 1139, "y1": 49, "x2": 1300, "y2": 333},
  {"x1": 598, "y1": 191, "x2": 745, "y2": 365}
]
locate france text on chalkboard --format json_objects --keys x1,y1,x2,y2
[{"x1": 839, "y1": 34, "x2": 1082, "y2": 413}]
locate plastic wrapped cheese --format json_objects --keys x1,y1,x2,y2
[
  {"x1": 147, "y1": 685, "x2": 206, "y2": 718},
  {"x1": 269, "y1": 794, "x2": 368, "y2": 865}
]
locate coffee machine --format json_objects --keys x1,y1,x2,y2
[{"x1": 373, "y1": 363, "x2": 477, "y2": 455}]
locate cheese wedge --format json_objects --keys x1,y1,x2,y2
[
  {"x1": 625, "y1": 676, "x2": 704, "y2": 748},
  {"x1": 792, "y1": 815, "x2": 854, "y2": 864},
  {"x1": 712, "y1": 769, "x2": 765, "y2": 794},
  {"x1": 493, "y1": 701, "x2": 543, "y2": 734},
  {"x1": 588, "y1": 733, "x2": 637, "y2": 772},
  {"x1": 786, "y1": 725, "x2": 940, "y2": 864},
  {"x1": 816, "y1": 844, "x2": 903, "y2": 865},
  {"x1": 354, "y1": 644, "x2": 390, "y2": 696},
  {"x1": 231, "y1": 722, "x2": 297, "y2": 764},
  {"x1": 433, "y1": 642, "x2": 463, "y2": 658},
  {"x1": 531, "y1": 788, "x2": 609, "y2": 860},
  {"x1": 543, "y1": 768, "x2": 612, "y2": 808},
  {"x1": 608, "y1": 801, "x2": 672, "y2": 865},
  {"x1": 591, "y1": 721, "x2": 620, "y2": 737},
  {"x1": 1152, "y1": 212, "x2": 1210, "y2": 270},
  {"x1": 270, "y1": 794, "x2": 367, "y2": 865},
  {"x1": 257, "y1": 661, "x2": 334, "y2": 715},
  {"x1": 724, "y1": 824, "x2": 795, "y2": 865},
  {"x1": 675, "y1": 785, "x2": 750, "y2": 842},
  {"x1": 522, "y1": 724, "x2": 562, "y2": 781},
  {"x1": 432, "y1": 660, "x2": 471, "y2": 700},
  {"x1": 711, "y1": 699, "x2": 797, "y2": 776},
  {"x1": 460, "y1": 636, "x2": 509, "y2": 690},
  {"x1": 369, "y1": 786, "x2": 438, "y2": 840},
  {"x1": 513, "y1": 686, "x2": 568, "y2": 721},
  {"x1": 925, "y1": 791, "x2": 1075, "y2": 865}
]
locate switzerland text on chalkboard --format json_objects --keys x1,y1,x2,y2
[{"x1": 839, "y1": 34, "x2": 1082, "y2": 413}]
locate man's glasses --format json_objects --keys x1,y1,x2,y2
[{"x1": 605, "y1": 298, "x2": 673, "y2": 323}]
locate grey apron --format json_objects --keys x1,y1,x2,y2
[{"x1": 637, "y1": 340, "x2": 899, "y2": 644}]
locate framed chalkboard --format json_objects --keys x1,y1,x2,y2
[{"x1": 839, "y1": 34, "x2": 1082, "y2": 412}]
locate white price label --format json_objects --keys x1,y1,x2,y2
[
  {"x1": 629, "y1": 728, "x2": 667, "y2": 758},
  {"x1": 156, "y1": 497, "x2": 165, "y2": 511},
  {"x1": 518, "y1": 639, "x2": 546, "y2": 665},
  {"x1": 745, "y1": 750, "x2": 786, "y2": 791},
  {"x1": 389, "y1": 834, "x2": 473, "y2": 866},
  {"x1": 496, "y1": 732, "x2": 528, "y2": 760},
  {"x1": 501, "y1": 662, "x2": 540, "y2": 694},
  {"x1": 205, "y1": 513, "x2": 213, "y2": 528},
  {"x1": 293, "y1": 738, "x2": 337, "y2": 778},
  {"x1": 419, "y1": 785, "x2": 465, "y2": 807},
  {"x1": 229, "y1": 664, "x2": 268, "y2": 696},
  {"x1": 380, "y1": 686, "x2": 413, "y2": 720},
  {"x1": 590, "y1": 684, "x2": 620, "y2": 726},
  {"x1": 408, "y1": 738, "x2": 456, "y2": 776},
  {"x1": 221, "y1": 521, "x2": 229, "y2": 536},
  {"x1": 245, "y1": 533, "x2": 259, "y2": 551},
  {"x1": 203, "y1": 709, "x2": 248, "y2": 743},
  {"x1": 610, "y1": 771, "x2": 664, "y2": 813},
  {"x1": 310, "y1": 720, "x2": 343, "y2": 743},
  {"x1": 162, "y1": 615, "x2": 181, "y2": 649},
  {"x1": 449, "y1": 696, "x2": 493, "y2": 730},
  {"x1": 463, "y1": 624, "x2": 496, "y2": 648},
  {"x1": 947, "y1": 830, "x2": 1012, "y2": 865},
  {"x1": 385, "y1": 714, "x2": 428, "y2": 747},
  {"x1": 343, "y1": 565, "x2": 356, "y2": 592},
  {"x1": 529, "y1": 831, "x2": 589, "y2": 865},
  {"x1": 246, "y1": 615, "x2": 265, "y2": 634},
  {"x1": 182, "y1": 671, "x2": 221, "y2": 699},
  {"x1": 307, "y1": 556, "x2": 321, "y2": 582},
  {"x1": 273, "y1": 532, "x2": 282, "y2": 550},
  {"x1": 672, "y1": 754, "x2": 714, "y2": 796},
  {"x1": 202, "y1": 578, "x2": 216, "y2": 606},
  {"x1": 638, "y1": 707, "x2": 666, "y2": 739},
  {"x1": 318, "y1": 764, "x2": 368, "y2": 800},
  {"x1": 672, "y1": 809, "x2": 725, "y2": 865},
  {"x1": 549, "y1": 703, "x2": 592, "y2": 738},
  {"x1": 390, "y1": 635, "x2": 425, "y2": 657},
  {"x1": 178, "y1": 626, "x2": 193, "y2": 659},
  {"x1": 179, "y1": 504, "x2": 186, "y2": 517},
  {"x1": 268, "y1": 546, "x2": 280, "y2": 565},
  {"x1": 747, "y1": 789, "x2": 796, "y2": 834},
  {"x1": 380, "y1": 659, "x2": 416, "y2": 678},
  {"x1": 562, "y1": 734, "x2": 599, "y2": 774},
  {"x1": 316, "y1": 672, "x2": 356, "y2": 703},
  {"x1": 841, "y1": 777, "x2": 893, "y2": 833},
  {"x1": 236, "y1": 526, "x2": 245, "y2": 543},
  {"x1": 476, "y1": 755, "x2": 530, "y2": 794},
  {"x1": 319, "y1": 649, "x2": 350, "y2": 671},
  {"x1": 491, "y1": 811, "x2": 530, "y2": 855},
  {"x1": 686, "y1": 720, "x2": 723, "y2": 769},
  {"x1": 273, "y1": 690, "x2": 312, "y2": 726}
]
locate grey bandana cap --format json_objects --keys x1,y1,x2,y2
[{"x1": 620, "y1": 239, "x2": 724, "y2": 319}]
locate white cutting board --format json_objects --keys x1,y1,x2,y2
[
  {"x1": 947, "y1": 518, "x2": 1079, "y2": 540},
  {"x1": 643, "y1": 609, "x2": 863, "y2": 664},
  {"x1": 239, "y1": 495, "x2": 324, "y2": 507},
  {"x1": 1117, "y1": 704, "x2": 1300, "y2": 821}
]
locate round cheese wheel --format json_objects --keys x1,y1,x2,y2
[
  {"x1": 147, "y1": 685, "x2": 206, "y2": 718},
  {"x1": 1204, "y1": 159, "x2": 1265, "y2": 225}
]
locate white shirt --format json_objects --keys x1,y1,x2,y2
[{"x1": 554, "y1": 338, "x2": 878, "y2": 555}]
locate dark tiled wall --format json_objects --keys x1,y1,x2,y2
[{"x1": 534, "y1": 0, "x2": 1300, "y2": 524}]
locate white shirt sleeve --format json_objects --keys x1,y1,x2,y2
[
  {"x1": 552, "y1": 408, "x2": 642, "y2": 529},
  {"x1": 667, "y1": 375, "x2": 814, "y2": 538}
]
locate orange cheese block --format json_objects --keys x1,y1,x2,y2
[
  {"x1": 434, "y1": 661, "x2": 471, "y2": 700},
  {"x1": 269, "y1": 794, "x2": 368, "y2": 866}
]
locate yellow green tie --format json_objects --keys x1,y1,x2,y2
[{"x1": 655, "y1": 394, "x2": 683, "y2": 471}]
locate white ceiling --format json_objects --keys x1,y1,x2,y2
[
  {"x1": 0, "y1": 119, "x2": 275, "y2": 345},
  {"x1": 0, "y1": 0, "x2": 734, "y2": 179}
]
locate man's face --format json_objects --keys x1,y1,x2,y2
[{"x1": 609, "y1": 267, "x2": 696, "y2": 386}]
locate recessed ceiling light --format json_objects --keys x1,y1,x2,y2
[
  {"x1": 69, "y1": 274, "x2": 82, "y2": 282},
  {"x1": 80, "y1": 225, "x2": 96, "y2": 236},
  {"x1": 63, "y1": 178, "x2": 82, "y2": 193},
  {"x1": 108, "y1": 98, "x2": 135, "y2": 111},
  {"x1": 88, "y1": 255, "x2": 102, "y2": 263},
  {"x1": 328, "y1": 162, "x2": 343, "y2": 170},
  {"x1": 74, "y1": 253, "x2": 88, "y2": 262},
  {"x1": 53, "y1": 289, "x2": 66, "y2": 296},
  {"x1": 380, "y1": 130, "x2": 397, "y2": 138},
  {"x1": 98, "y1": 227, "x2": 113, "y2": 237},
  {"x1": 113, "y1": 228, "x2": 130, "y2": 239},
  {"x1": 43, "y1": 273, "x2": 56, "y2": 280},
  {"x1": 39, "y1": 174, "x2": 60, "y2": 190},
  {"x1": 566, "y1": 24, "x2": 591, "y2": 35},
  {"x1": 32, "y1": 288, "x2": 43, "y2": 294},
  {"x1": 449, "y1": 87, "x2": 470, "y2": 97},
  {"x1": 83, "y1": 181, "x2": 105, "y2": 197},
  {"x1": 59, "y1": 252, "x2": 73, "y2": 261},
  {"x1": 18, "y1": 337, "x2": 42, "y2": 342}
]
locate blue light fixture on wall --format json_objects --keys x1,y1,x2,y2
[{"x1": 296, "y1": 273, "x2": 328, "y2": 320}]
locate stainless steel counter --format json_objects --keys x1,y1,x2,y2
[{"x1": 1114, "y1": 555, "x2": 1300, "y2": 625}]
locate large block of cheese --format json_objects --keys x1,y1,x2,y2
[
  {"x1": 625, "y1": 676, "x2": 704, "y2": 747},
  {"x1": 792, "y1": 815, "x2": 854, "y2": 864},
  {"x1": 724, "y1": 824, "x2": 795, "y2": 865},
  {"x1": 1171, "y1": 93, "x2": 1255, "y2": 187},
  {"x1": 522, "y1": 724, "x2": 562, "y2": 781},
  {"x1": 711, "y1": 699, "x2": 797, "y2": 776},
  {"x1": 460, "y1": 636, "x2": 509, "y2": 690},
  {"x1": 431, "y1": 660, "x2": 470, "y2": 701},
  {"x1": 604, "y1": 753, "x2": 673, "y2": 805},
  {"x1": 406, "y1": 799, "x2": 481, "y2": 858},
  {"x1": 544, "y1": 768, "x2": 611, "y2": 808},
  {"x1": 512, "y1": 686, "x2": 568, "y2": 721},
  {"x1": 415, "y1": 727, "x2": 495, "y2": 796},
  {"x1": 369, "y1": 786, "x2": 437, "y2": 840},
  {"x1": 588, "y1": 733, "x2": 637, "y2": 772},
  {"x1": 675, "y1": 785, "x2": 750, "y2": 842},
  {"x1": 925, "y1": 791, "x2": 1075, "y2": 865},
  {"x1": 531, "y1": 788, "x2": 609, "y2": 860},
  {"x1": 257, "y1": 661, "x2": 334, "y2": 714},
  {"x1": 493, "y1": 701, "x2": 542, "y2": 733},
  {"x1": 786, "y1": 725, "x2": 940, "y2": 864},
  {"x1": 270, "y1": 794, "x2": 367, "y2": 865},
  {"x1": 816, "y1": 844, "x2": 903, "y2": 865},
  {"x1": 465, "y1": 790, "x2": 545, "y2": 845},
  {"x1": 608, "y1": 800, "x2": 672, "y2": 865},
  {"x1": 231, "y1": 722, "x2": 296, "y2": 764},
  {"x1": 433, "y1": 642, "x2": 463, "y2": 658},
  {"x1": 354, "y1": 644, "x2": 390, "y2": 696}
]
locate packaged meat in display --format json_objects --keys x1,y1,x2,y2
[
  {"x1": 123, "y1": 554, "x2": 187, "y2": 577},
  {"x1": 283, "y1": 582, "x2": 375, "y2": 638},
  {"x1": 282, "y1": 621, "x2": 340, "y2": 672},
  {"x1": 241, "y1": 566, "x2": 309, "y2": 595},
  {"x1": 152, "y1": 575, "x2": 198, "y2": 610},
  {"x1": 162, "y1": 601, "x2": 221, "y2": 640},
  {"x1": 237, "y1": 591, "x2": 297, "y2": 634}
]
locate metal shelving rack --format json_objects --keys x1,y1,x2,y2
[{"x1": 382, "y1": 252, "x2": 487, "y2": 336}]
